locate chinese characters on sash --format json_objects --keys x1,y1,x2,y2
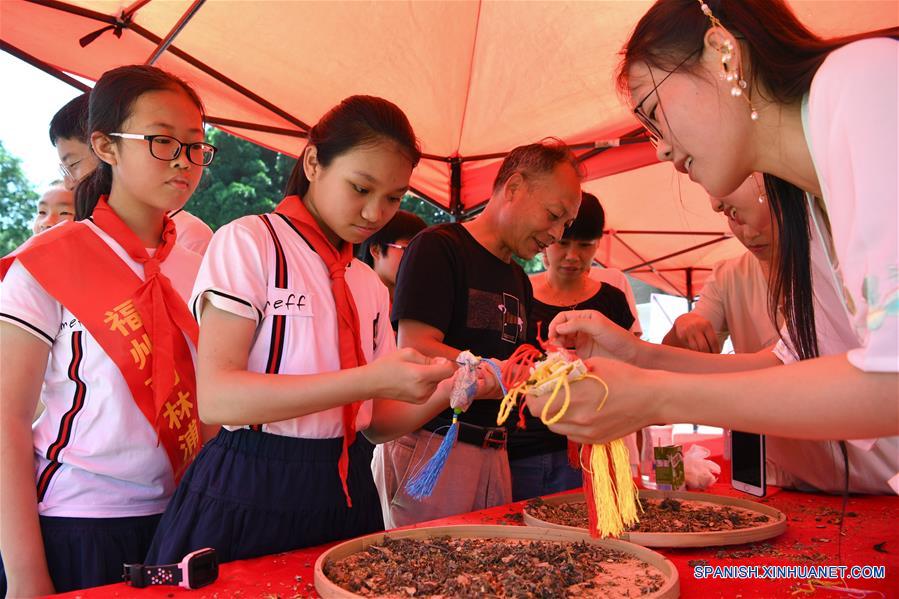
[{"x1": 105, "y1": 299, "x2": 200, "y2": 463}]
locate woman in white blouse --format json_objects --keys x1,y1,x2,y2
[{"x1": 529, "y1": 0, "x2": 898, "y2": 494}]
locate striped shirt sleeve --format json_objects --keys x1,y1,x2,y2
[{"x1": 0, "y1": 260, "x2": 61, "y2": 345}]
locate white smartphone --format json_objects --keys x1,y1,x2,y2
[{"x1": 730, "y1": 430, "x2": 766, "y2": 497}]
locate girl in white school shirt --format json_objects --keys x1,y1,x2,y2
[
  {"x1": 144, "y1": 95, "x2": 458, "y2": 565},
  {"x1": 530, "y1": 1, "x2": 898, "y2": 494},
  {"x1": 1, "y1": 65, "x2": 214, "y2": 595}
]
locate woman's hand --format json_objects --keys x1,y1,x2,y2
[
  {"x1": 667, "y1": 312, "x2": 721, "y2": 354},
  {"x1": 370, "y1": 348, "x2": 456, "y2": 404},
  {"x1": 525, "y1": 356, "x2": 663, "y2": 445},
  {"x1": 548, "y1": 309, "x2": 642, "y2": 364},
  {"x1": 472, "y1": 358, "x2": 506, "y2": 400}
]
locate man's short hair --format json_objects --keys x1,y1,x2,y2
[
  {"x1": 491, "y1": 138, "x2": 582, "y2": 195},
  {"x1": 563, "y1": 191, "x2": 606, "y2": 241},
  {"x1": 49, "y1": 93, "x2": 90, "y2": 145}
]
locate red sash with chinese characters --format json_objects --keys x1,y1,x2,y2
[
  {"x1": 0, "y1": 198, "x2": 200, "y2": 481},
  {"x1": 275, "y1": 196, "x2": 366, "y2": 507}
]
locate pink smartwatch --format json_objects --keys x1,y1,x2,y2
[{"x1": 123, "y1": 547, "x2": 218, "y2": 589}]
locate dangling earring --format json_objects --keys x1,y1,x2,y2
[
  {"x1": 749, "y1": 174, "x2": 766, "y2": 203},
  {"x1": 719, "y1": 41, "x2": 759, "y2": 121}
]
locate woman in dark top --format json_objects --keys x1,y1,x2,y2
[{"x1": 509, "y1": 192, "x2": 635, "y2": 501}]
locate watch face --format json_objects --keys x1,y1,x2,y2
[{"x1": 187, "y1": 549, "x2": 218, "y2": 588}]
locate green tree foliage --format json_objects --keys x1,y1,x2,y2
[
  {"x1": 400, "y1": 194, "x2": 453, "y2": 227},
  {"x1": 515, "y1": 254, "x2": 546, "y2": 275},
  {"x1": 0, "y1": 141, "x2": 38, "y2": 255},
  {"x1": 183, "y1": 128, "x2": 293, "y2": 230}
]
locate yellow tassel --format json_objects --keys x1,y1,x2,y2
[
  {"x1": 590, "y1": 445, "x2": 624, "y2": 537},
  {"x1": 610, "y1": 438, "x2": 640, "y2": 527}
]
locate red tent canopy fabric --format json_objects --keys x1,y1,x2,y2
[{"x1": 3, "y1": 0, "x2": 895, "y2": 295}]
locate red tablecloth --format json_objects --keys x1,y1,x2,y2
[
  {"x1": 51, "y1": 436, "x2": 897, "y2": 598},
  {"x1": 50, "y1": 484, "x2": 898, "y2": 598}
]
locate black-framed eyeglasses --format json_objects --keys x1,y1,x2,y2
[
  {"x1": 632, "y1": 50, "x2": 700, "y2": 146},
  {"x1": 109, "y1": 133, "x2": 217, "y2": 166}
]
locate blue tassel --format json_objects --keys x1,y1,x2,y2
[
  {"x1": 404, "y1": 358, "x2": 506, "y2": 501},
  {"x1": 405, "y1": 409, "x2": 460, "y2": 500}
]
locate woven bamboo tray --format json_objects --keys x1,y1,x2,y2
[
  {"x1": 314, "y1": 524, "x2": 679, "y2": 598},
  {"x1": 523, "y1": 490, "x2": 787, "y2": 548}
]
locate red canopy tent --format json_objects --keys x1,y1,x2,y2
[{"x1": 3, "y1": 0, "x2": 895, "y2": 295}]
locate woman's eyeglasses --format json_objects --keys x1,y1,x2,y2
[{"x1": 632, "y1": 50, "x2": 699, "y2": 146}]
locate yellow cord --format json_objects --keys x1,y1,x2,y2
[{"x1": 540, "y1": 374, "x2": 568, "y2": 424}]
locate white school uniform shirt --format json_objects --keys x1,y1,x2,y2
[
  {"x1": 589, "y1": 267, "x2": 643, "y2": 336},
  {"x1": 191, "y1": 213, "x2": 395, "y2": 438},
  {"x1": 0, "y1": 220, "x2": 201, "y2": 517},
  {"x1": 772, "y1": 38, "x2": 899, "y2": 495},
  {"x1": 170, "y1": 209, "x2": 213, "y2": 256},
  {"x1": 692, "y1": 251, "x2": 779, "y2": 354}
]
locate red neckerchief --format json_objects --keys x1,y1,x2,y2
[
  {"x1": 275, "y1": 195, "x2": 366, "y2": 507},
  {"x1": 91, "y1": 197, "x2": 200, "y2": 400}
]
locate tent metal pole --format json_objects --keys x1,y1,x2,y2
[
  {"x1": 420, "y1": 153, "x2": 452, "y2": 162},
  {"x1": 2, "y1": 46, "x2": 307, "y2": 179},
  {"x1": 26, "y1": 0, "x2": 311, "y2": 133},
  {"x1": 623, "y1": 235, "x2": 731, "y2": 272},
  {"x1": 122, "y1": 0, "x2": 152, "y2": 16},
  {"x1": 630, "y1": 267, "x2": 712, "y2": 273},
  {"x1": 27, "y1": 0, "x2": 118, "y2": 23},
  {"x1": 449, "y1": 157, "x2": 463, "y2": 222},
  {"x1": 686, "y1": 267, "x2": 694, "y2": 310},
  {"x1": 610, "y1": 230, "x2": 730, "y2": 236},
  {"x1": 145, "y1": 0, "x2": 206, "y2": 65},
  {"x1": 205, "y1": 117, "x2": 305, "y2": 138},
  {"x1": 613, "y1": 233, "x2": 684, "y2": 297},
  {"x1": 0, "y1": 41, "x2": 91, "y2": 93},
  {"x1": 456, "y1": 134, "x2": 646, "y2": 164}
]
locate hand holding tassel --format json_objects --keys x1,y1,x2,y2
[{"x1": 404, "y1": 351, "x2": 504, "y2": 500}]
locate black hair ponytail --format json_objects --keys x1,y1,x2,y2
[
  {"x1": 764, "y1": 174, "x2": 818, "y2": 361},
  {"x1": 74, "y1": 161, "x2": 112, "y2": 220},
  {"x1": 284, "y1": 95, "x2": 420, "y2": 199}
]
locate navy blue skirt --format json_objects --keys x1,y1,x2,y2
[
  {"x1": 0, "y1": 513, "x2": 161, "y2": 594},
  {"x1": 145, "y1": 428, "x2": 384, "y2": 565}
]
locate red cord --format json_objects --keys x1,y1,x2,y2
[{"x1": 501, "y1": 344, "x2": 542, "y2": 389}]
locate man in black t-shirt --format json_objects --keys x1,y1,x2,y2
[{"x1": 372, "y1": 141, "x2": 582, "y2": 527}]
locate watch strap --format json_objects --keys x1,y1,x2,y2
[{"x1": 123, "y1": 562, "x2": 183, "y2": 588}]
